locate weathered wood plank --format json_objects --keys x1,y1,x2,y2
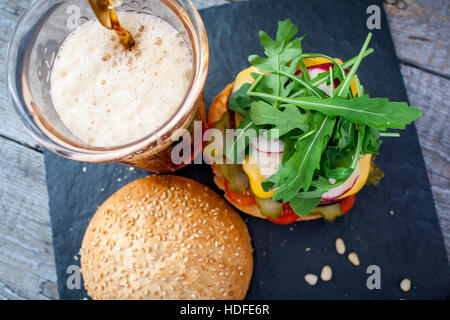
[
  {"x1": 399, "y1": 64, "x2": 450, "y2": 257},
  {"x1": 0, "y1": 137, "x2": 58, "y2": 300},
  {"x1": 384, "y1": 0, "x2": 450, "y2": 76},
  {"x1": 0, "y1": 0, "x2": 36, "y2": 148}
]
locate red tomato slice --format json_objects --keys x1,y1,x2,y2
[
  {"x1": 267, "y1": 203, "x2": 298, "y2": 225},
  {"x1": 341, "y1": 195, "x2": 356, "y2": 214},
  {"x1": 224, "y1": 179, "x2": 256, "y2": 206}
]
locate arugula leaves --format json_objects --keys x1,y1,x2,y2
[
  {"x1": 290, "y1": 196, "x2": 321, "y2": 217},
  {"x1": 249, "y1": 101, "x2": 310, "y2": 135},
  {"x1": 228, "y1": 83, "x2": 256, "y2": 116},
  {"x1": 246, "y1": 93, "x2": 422, "y2": 130},
  {"x1": 223, "y1": 19, "x2": 422, "y2": 217},
  {"x1": 249, "y1": 19, "x2": 304, "y2": 71},
  {"x1": 224, "y1": 117, "x2": 257, "y2": 163},
  {"x1": 271, "y1": 113, "x2": 335, "y2": 202}
]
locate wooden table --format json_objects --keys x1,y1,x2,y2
[{"x1": 0, "y1": 0, "x2": 448, "y2": 300}]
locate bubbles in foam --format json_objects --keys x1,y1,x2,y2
[{"x1": 50, "y1": 12, "x2": 193, "y2": 147}]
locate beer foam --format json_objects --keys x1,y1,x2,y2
[{"x1": 50, "y1": 12, "x2": 193, "y2": 147}]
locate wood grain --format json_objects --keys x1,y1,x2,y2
[
  {"x1": 0, "y1": 137, "x2": 58, "y2": 300},
  {"x1": 400, "y1": 64, "x2": 450, "y2": 255},
  {"x1": 384, "y1": 0, "x2": 450, "y2": 77},
  {"x1": 0, "y1": 0, "x2": 36, "y2": 148},
  {"x1": 0, "y1": 0, "x2": 448, "y2": 299}
]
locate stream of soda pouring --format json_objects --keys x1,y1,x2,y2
[{"x1": 87, "y1": 0, "x2": 136, "y2": 49}]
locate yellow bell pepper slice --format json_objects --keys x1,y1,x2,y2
[
  {"x1": 232, "y1": 66, "x2": 258, "y2": 94},
  {"x1": 337, "y1": 154, "x2": 372, "y2": 199},
  {"x1": 242, "y1": 156, "x2": 275, "y2": 199}
]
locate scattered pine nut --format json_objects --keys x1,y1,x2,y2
[
  {"x1": 400, "y1": 278, "x2": 411, "y2": 292},
  {"x1": 304, "y1": 274, "x2": 318, "y2": 286},
  {"x1": 347, "y1": 252, "x2": 360, "y2": 266},
  {"x1": 390, "y1": 210, "x2": 395, "y2": 216},
  {"x1": 305, "y1": 247, "x2": 311, "y2": 252},
  {"x1": 320, "y1": 265, "x2": 333, "y2": 281},
  {"x1": 335, "y1": 238, "x2": 346, "y2": 255}
]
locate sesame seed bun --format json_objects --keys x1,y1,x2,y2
[
  {"x1": 207, "y1": 83, "x2": 321, "y2": 222},
  {"x1": 81, "y1": 175, "x2": 253, "y2": 300}
]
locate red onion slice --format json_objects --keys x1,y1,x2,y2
[{"x1": 321, "y1": 162, "x2": 360, "y2": 201}]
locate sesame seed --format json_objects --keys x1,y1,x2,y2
[
  {"x1": 348, "y1": 252, "x2": 360, "y2": 266},
  {"x1": 400, "y1": 278, "x2": 411, "y2": 292},
  {"x1": 335, "y1": 238, "x2": 346, "y2": 255},
  {"x1": 304, "y1": 274, "x2": 318, "y2": 286}
]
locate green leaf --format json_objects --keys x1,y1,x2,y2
[
  {"x1": 335, "y1": 33, "x2": 372, "y2": 98},
  {"x1": 249, "y1": 101, "x2": 310, "y2": 136},
  {"x1": 335, "y1": 118, "x2": 355, "y2": 149},
  {"x1": 248, "y1": 93, "x2": 422, "y2": 130},
  {"x1": 228, "y1": 83, "x2": 255, "y2": 116},
  {"x1": 326, "y1": 167, "x2": 354, "y2": 180},
  {"x1": 261, "y1": 165, "x2": 283, "y2": 192},
  {"x1": 249, "y1": 19, "x2": 303, "y2": 70},
  {"x1": 301, "y1": 53, "x2": 346, "y2": 81},
  {"x1": 291, "y1": 48, "x2": 374, "y2": 98},
  {"x1": 362, "y1": 126, "x2": 382, "y2": 155},
  {"x1": 293, "y1": 176, "x2": 336, "y2": 199},
  {"x1": 248, "y1": 19, "x2": 305, "y2": 108},
  {"x1": 281, "y1": 133, "x2": 298, "y2": 162},
  {"x1": 351, "y1": 124, "x2": 366, "y2": 168},
  {"x1": 261, "y1": 67, "x2": 328, "y2": 98},
  {"x1": 321, "y1": 146, "x2": 354, "y2": 180},
  {"x1": 272, "y1": 113, "x2": 336, "y2": 202},
  {"x1": 289, "y1": 197, "x2": 321, "y2": 217},
  {"x1": 224, "y1": 117, "x2": 257, "y2": 163}
]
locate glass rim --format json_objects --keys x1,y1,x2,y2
[{"x1": 6, "y1": 0, "x2": 209, "y2": 162}]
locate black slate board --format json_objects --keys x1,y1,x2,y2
[{"x1": 44, "y1": 0, "x2": 450, "y2": 299}]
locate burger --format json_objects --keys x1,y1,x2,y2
[
  {"x1": 205, "y1": 19, "x2": 421, "y2": 224},
  {"x1": 81, "y1": 175, "x2": 253, "y2": 300}
]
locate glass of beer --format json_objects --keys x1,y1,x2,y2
[{"x1": 7, "y1": 0, "x2": 209, "y2": 172}]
